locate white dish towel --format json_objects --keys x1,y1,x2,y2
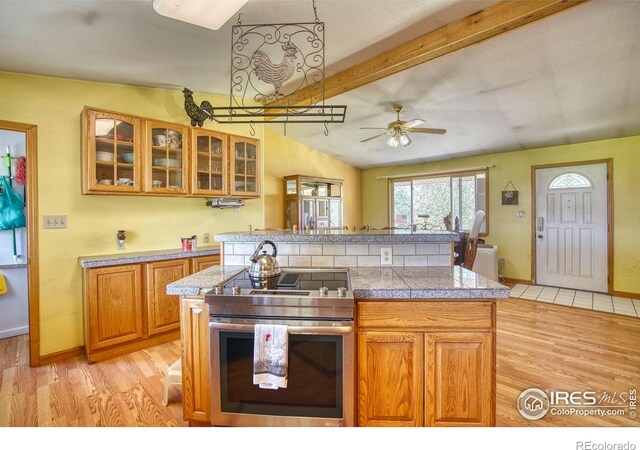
[{"x1": 253, "y1": 324, "x2": 289, "y2": 390}]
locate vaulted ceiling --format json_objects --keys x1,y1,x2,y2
[{"x1": 1, "y1": 0, "x2": 639, "y2": 168}]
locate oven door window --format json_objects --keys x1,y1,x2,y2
[{"x1": 219, "y1": 332, "x2": 343, "y2": 418}]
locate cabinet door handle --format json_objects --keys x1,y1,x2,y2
[{"x1": 190, "y1": 306, "x2": 203, "y2": 314}]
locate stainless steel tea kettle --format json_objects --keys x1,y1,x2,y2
[{"x1": 248, "y1": 240, "x2": 281, "y2": 288}]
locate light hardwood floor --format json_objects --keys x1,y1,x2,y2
[{"x1": 0, "y1": 297, "x2": 638, "y2": 427}]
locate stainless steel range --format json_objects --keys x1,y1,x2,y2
[{"x1": 205, "y1": 267, "x2": 354, "y2": 427}]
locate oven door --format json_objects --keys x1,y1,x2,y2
[{"x1": 209, "y1": 317, "x2": 354, "y2": 427}]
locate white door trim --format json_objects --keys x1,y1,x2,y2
[{"x1": 531, "y1": 159, "x2": 613, "y2": 294}]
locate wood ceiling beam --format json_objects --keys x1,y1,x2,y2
[{"x1": 265, "y1": 0, "x2": 588, "y2": 114}]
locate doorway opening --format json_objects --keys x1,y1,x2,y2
[
  {"x1": 0, "y1": 120, "x2": 39, "y2": 366},
  {"x1": 531, "y1": 160, "x2": 612, "y2": 294}
]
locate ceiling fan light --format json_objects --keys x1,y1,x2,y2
[
  {"x1": 399, "y1": 133, "x2": 411, "y2": 147},
  {"x1": 387, "y1": 135, "x2": 400, "y2": 148},
  {"x1": 152, "y1": 0, "x2": 248, "y2": 30}
]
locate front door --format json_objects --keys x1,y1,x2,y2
[{"x1": 535, "y1": 163, "x2": 608, "y2": 292}]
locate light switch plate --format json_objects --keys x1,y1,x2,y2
[
  {"x1": 203, "y1": 233, "x2": 210, "y2": 244},
  {"x1": 43, "y1": 215, "x2": 67, "y2": 229},
  {"x1": 381, "y1": 247, "x2": 392, "y2": 265}
]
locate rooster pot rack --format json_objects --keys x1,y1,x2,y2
[{"x1": 184, "y1": 7, "x2": 346, "y2": 132}]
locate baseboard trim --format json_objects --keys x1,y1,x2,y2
[
  {"x1": 0, "y1": 326, "x2": 29, "y2": 340},
  {"x1": 502, "y1": 277, "x2": 533, "y2": 285},
  {"x1": 39, "y1": 345, "x2": 85, "y2": 366}
]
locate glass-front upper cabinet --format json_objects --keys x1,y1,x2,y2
[
  {"x1": 229, "y1": 135, "x2": 260, "y2": 197},
  {"x1": 145, "y1": 120, "x2": 189, "y2": 194},
  {"x1": 191, "y1": 129, "x2": 227, "y2": 196},
  {"x1": 83, "y1": 108, "x2": 141, "y2": 194}
]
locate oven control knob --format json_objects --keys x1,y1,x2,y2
[
  {"x1": 319, "y1": 286, "x2": 329, "y2": 296},
  {"x1": 213, "y1": 286, "x2": 224, "y2": 295},
  {"x1": 337, "y1": 287, "x2": 347, "y2": 297},
  {"x1": 232, "y1": 285, "x2": 241, "y2": 295}
]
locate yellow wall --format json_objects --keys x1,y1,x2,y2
[
  {"x1": 0, "y1": 71, "x2": 359, "y2": 356},
  {"x1": 361, "y1": 136, "x2": 640, "y2": 295},
  {"x1": 263, "y1": 130, "x2": 362, "y2": 229}
]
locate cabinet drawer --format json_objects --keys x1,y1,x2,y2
[{"x1": 357, "y1": 301, "x2": 494, "y2": 330}]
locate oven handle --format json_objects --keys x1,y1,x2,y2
[{"x1": 209, "y1": 321, "x2": 353, "y2": 335}]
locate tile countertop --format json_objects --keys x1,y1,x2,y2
[
  {"x1": 166, "y1": 264, "x2": 510, "y2": 299},
  {"x1": 78, "y1": 245, "x2": 220, "y2": 269},
  {"x1": 215, "y1": 229, "x2": 461, "y2": 243}
]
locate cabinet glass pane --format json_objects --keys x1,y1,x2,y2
[
  {"x1": 211, "y1": 138, "x2": 222, "y2": 154},
  {"x1": 285, "y1": 199, "x2": 298, "y2": 229},
  {"x1": 197, "y1": 172, "x2": 210, "y2": 191},
  {"x1": 246, "y1": 160, "x2": 256, "y2": 176},
  {"x1": 235, "y1": 143, "x2": 245, "y2": 158},
  {"x1": 286, "y1": 180, "x2": 297, "y2": 195},
  {"x1": 245, "y1": 177, "x2": 256, "y2": 193},
  {"x1": 168, "y1": 170, "x2": 183, "y2": 189},
  {"x1": 235, "y1": 179, "x2": 246, "y2": 192},
  {"x1": 235, "y1": 160, "x2": 245, "y2": 175},
  {"x1": 246, "y1": 144, "x2": 256, "y2": 159},
  {"x1": 212, "y1": 174, "x2": 223, "y2": 191},
  {"x1": 212, "y1": 156, "x2": 223, "y2": 174},
  {"x1": 302, "y1": 199, "x2": 315, "y2": 229},
  {"x1": 330, "y1": 199, "x2": 342, "y2": 229},
  {"x1": 167, "y1": 129, "x2": 183, "y2": 149},
  {"x1": 197, "y1": 136, "x2": 210, "y2": 152},
  {"x1": 197, "y1": 154, "x2": 210, "y2": 172}
]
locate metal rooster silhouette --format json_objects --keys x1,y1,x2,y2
[
  {"x1": 182, "y1": 88, "x2": 212, "y2": 127},
  {"x1": 251, "y1": 42, "x2": 299, "y2": 97}
]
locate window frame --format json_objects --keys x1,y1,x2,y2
[{"x1": 387, "y1": 168, "x2": 489, "y2": 236}]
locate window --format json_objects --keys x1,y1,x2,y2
[
  {"x1": 389, "y1": 170, "x2": 487, "y2": 234},
  {"x1": 549, "y1": 173, "x2": 592, "y2": 189}
]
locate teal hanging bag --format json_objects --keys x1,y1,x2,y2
[{"x1": 0, "y1": 176, "x2": 26, "y2": 230}]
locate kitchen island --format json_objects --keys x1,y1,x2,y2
[{"x1": 169, "y1": 231, "x2": 509, "y2": 427}]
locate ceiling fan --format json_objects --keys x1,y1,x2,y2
[{"x1": 360, "y1": 104, "x2": 446, "y2": 148}]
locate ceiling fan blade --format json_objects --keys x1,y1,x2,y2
[
  {"x1": 360, "y1": 132, "x2": 388, "y2": 143},
  {"x1": 401, "y1": 118, "x2": 426, "y2": 129},
  {"x1": 408, "y1": 127, "x2": 447, "y2": 134},
  {"x1": 359, "y1": 127, "x2": 388, "y2": 130}
]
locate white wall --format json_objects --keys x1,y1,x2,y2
[{"x1": 0, "y1": 129, "x2": 29, "y2": 338}]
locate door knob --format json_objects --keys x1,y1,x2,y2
[{"x1": 537, "y1": 234, "x2": 544, "y2": 239}]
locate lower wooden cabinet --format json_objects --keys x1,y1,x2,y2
[
  {"x1": 146, "y1": 259, "x2": 190, "y2": 336},
  {"x1": 191, "y1": 254, "x2": 220, "y2": 272},
  {"x1": 86, "y1": 264, "x2": 144, "y2": 351},
  {"x1": 357, "y1": 331, "x2": 424, "y2": 426},
  {"x1": 83, "y1": 254, "x2": 218, "y2": 363},
  {"x1": 356, "y1": 300, "x2": 496, "y2": 427},
  {"x1": 425, "y1": 332, "x2": 493, "y2": 426},
  {"x1": 180, "y1": 298, "x2": 211, "y2": 424}
]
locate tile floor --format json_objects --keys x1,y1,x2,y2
[{"x1": 509, "y1": 284, "x2": 640, "y2": 318}]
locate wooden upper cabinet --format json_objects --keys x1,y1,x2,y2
[
  {"x1": 86, "y1": 265, "x2": 144, "y2": 350},
  {"x1": 145, "y1": 259, "x2": 190, "y2": 336},
  {"x1": 82, "y1": 107, "x2": 142, "y2": 194},
  {"x1": 425, "y1": 332, "x2": 494, "y2": 427},
  {"x1": 145, "y1": 120, "x2": 189, "y2": 195},
  {"x1": 191, "y1": 129, "x2": 228, "y2": 196},
  {"x1": 229, "y1": 135, "x2": 260, "y2": 197},
  {"x1": 357, "y1": 331, "x2": 424, "y2": 427}
]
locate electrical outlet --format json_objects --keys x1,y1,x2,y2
[
  {"x1": 43, "y1": 215, "x2": 67, "y2": 229},
  {"x1": 381, "y1": 247, "x2": 392, "y2": 265},
  {"x1": 203, "y1": 233, "x2": 210, "y2": 244},
  {"x1": 116, "y1": 239, "x2": 125, "y2": 250}
]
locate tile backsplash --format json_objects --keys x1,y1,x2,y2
[{"x1": 222, "y1": 242, "x2": 452, "y2": 267}]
